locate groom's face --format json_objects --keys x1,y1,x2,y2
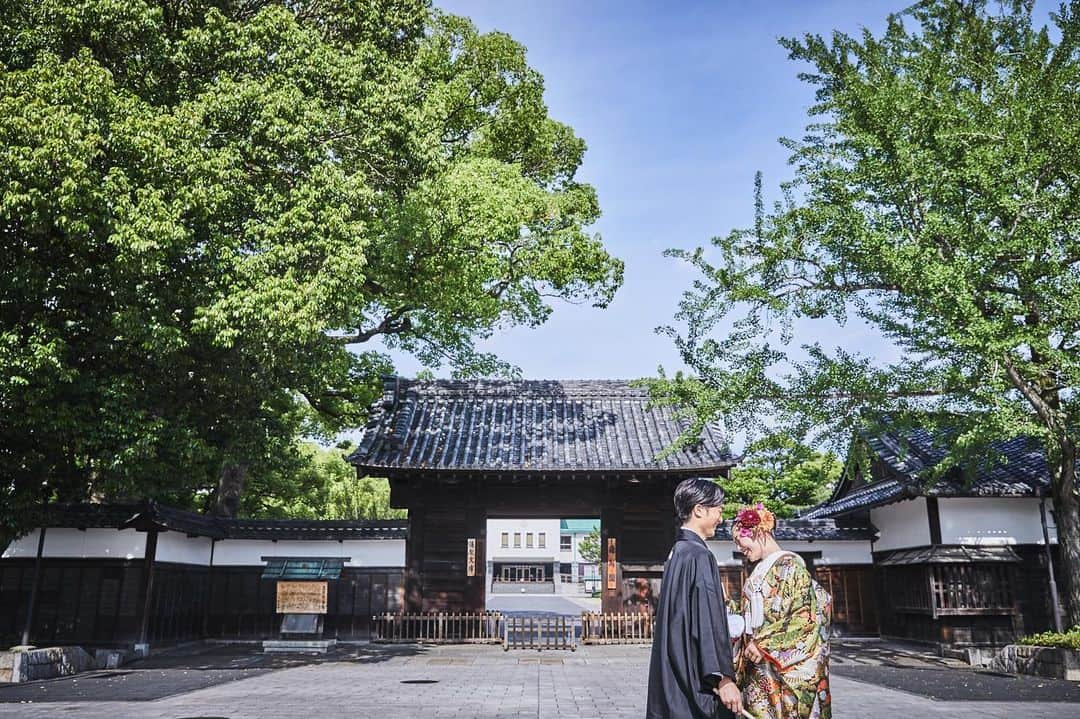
[{"x1": 694, "y1": 503, "x2": 724, "y2": 537}]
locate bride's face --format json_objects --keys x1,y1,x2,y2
[{"x1": 734, "y1": 532, "x2": 765, "y2": 561}]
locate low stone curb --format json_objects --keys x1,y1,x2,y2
[
  {"x1": 990, "y1": 644, "x2": 1080, "y2": 681},
  {"x1": 0, "y1": 646, "x2": 132, "y2": 683}
]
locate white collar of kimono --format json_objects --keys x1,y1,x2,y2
[{"x1": 743, "y1": 550, "x2": 804, "y2": 634}]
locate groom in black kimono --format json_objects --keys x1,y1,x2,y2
[{"x1": 647, "y1": 478, "x2": 742, "y2": 718}]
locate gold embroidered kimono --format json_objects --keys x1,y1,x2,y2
[{"x1": 738, "y1": 551, "x2": 831, "y2": 719}]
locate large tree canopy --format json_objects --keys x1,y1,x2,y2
[
  {"x1": 650, "y1": 0, "x2": 1080, "y2": 623},
  {"x1": 0, "y1": 0, "x2": 623, "y2": 538},
  {"x1": 250, "y1": 441, "x2": 405, "y2": 521},
  {"x1": 720, "y1": 435, "x2": 839, "y2": 519}
]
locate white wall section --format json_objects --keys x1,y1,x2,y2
[
  {"x1": 870, "y1": 498, "x2": 931, "y2": 552},
  {"x1": 2, "y1": 528, "x2": 146, "y2": 560},
  {"x1": 939, "y1": 497, "x2": 1057, "y2": 545},
  {"x1": 211, "y1": 538, "x2": 405, "y2": 567},
  {"x1": 156, "y1": 533, "x2": 213, "y2": 565},
  {"x1": 707, "y1": 539, "x2": 873, "y2": 566}
]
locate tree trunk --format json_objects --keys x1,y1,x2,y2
[
  {"x1": 213, "y1": 461, "x2": 248, "y2": 518},
  {"x1": 1053, "y1": 447, "x2": 1080, "y2": 627}
]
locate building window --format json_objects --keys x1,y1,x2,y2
[
  {"x1": 501, "y1": 532, "x2": 509, "y2": 549},
  {"x1": 526, "y1": 533, "x2": 534, "y2": 548},
  {"x1": 500, "y1": 564, "x2": 548, "y2": 582},
  {"x1": 513, "y1": 533, "x2": 521, "y2": 548},
  {"x1": 538, "y1": 532, "x2": 546, "y2": 548},
  {"x1": 560, "y1": 534, "x2": 572, "y2": 551}
]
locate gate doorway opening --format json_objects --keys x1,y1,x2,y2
[{"x1": 485, "y1": 518, "x2": 601, "y2": 615}]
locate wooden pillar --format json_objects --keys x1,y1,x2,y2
[
  {"x1": 464, "y1": 501, "x2": 486, "y2": 612},
  {"x1": 601, "y1": 504, "x2": 623, "y2": 613},
  {"x1": 203, "y1": 537, "x2": 217, "y2": 637},
  {"x1": 136, "y1": 529, "x2": 159, "y2": 649},
  {"x1": 926, "y1": 497, "x2": 942, "y2": 545},
  {"x1": 404, "y1": 503, "x2": 425, "y2": 613},
  {"x1": 19, "y1": 527, "x2": 46, "y2": 646}
]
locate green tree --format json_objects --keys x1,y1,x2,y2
[
  {"x1": 722, "y1": 435, "x2": 840, "y2": 518},
  {"x1": 578, "y1": 526, "x2": 601, "y2": 566},
  {"x1": 0, "y1": 0, "x2": 622, "y2": 541},
  {"x1": 650, "y1": 0, "x2": 1080, "y2": 624},
  {"x1": 251, "y1": 442, "x2": 405, "y2": 520}
]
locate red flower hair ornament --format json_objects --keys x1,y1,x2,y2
[{"x1": 733, "y1": 503, "x2": 776, "y2": 538}]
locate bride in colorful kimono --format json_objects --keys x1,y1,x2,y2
[{"x1": 731, "y1": 504, "x2": 832, "y2": 719}]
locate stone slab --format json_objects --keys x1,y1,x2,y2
[{"x1": 262, "y1": 639, "x2": 337, "y2": 654}]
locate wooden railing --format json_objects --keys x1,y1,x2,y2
[
  {"x1": 503, "y1": 615, "x2": 576, "y2": 651},
  {"x1": 371, "y1": 612, "x2": 504, "y2": 644},
  {"x1": 580, "y1": 612, "x2": 654, "y2": 645}
]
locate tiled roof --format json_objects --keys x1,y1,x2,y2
[
  {"x1": 224, "y1": 518, "x2": 407, "y2": 541},
  {"x1": 713, "y1": 518, "x2": 876, "y2": 542},
  {"x1": 799, "y1": 480, "x2": 910, "y2": 519},
  {"x1": 42, "y1": 501, "x2": 407, "y2": 540},
  {"x1": 862, "y1": 428, "x2": 1050, "y2": 497},
  {"x1": 877, "y1": 545, "x2": 1021, "y2": 565},
  {"x1": 800, "y1": 421, "x2": 1053, "y2": 519},
  {"x1": 347, "y1": 377, "x2": 734, "y2": 476},
  {"x1": 261, "y1": 557, "x2": 347, "y2": 580},
  {"x1": 41, "y1": 503, "x2": 143, "y2": 529}
]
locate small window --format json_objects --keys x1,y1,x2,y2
[
  {"x1": 526, "y1": 533, "x2": 534, "y2": 548},
  {"x1": 513, "y1": 533, "x2": 521, "y2": 548},
  {"x1": 538, "y1": 532, "x2": 546, "y2": 548},
  {"x1": 560, "y1": 534, "x2": 572, "y2": 551},
  {"x1": 501, "y1": 532, "x2": 509, "y2": 549}
]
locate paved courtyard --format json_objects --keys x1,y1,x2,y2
[{"x1": 1, "y1": 640, "x2": 1078, "y2": 718}]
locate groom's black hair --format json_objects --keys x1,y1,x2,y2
[{"x1": 674, "y1": 477, "x2": 724, "y2": 523}]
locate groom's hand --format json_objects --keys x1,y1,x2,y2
[{"x1": 713, "y1": 677, "x2": 742, "y2": 715}]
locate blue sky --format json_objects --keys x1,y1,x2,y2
[{"x1": 380, "y1": 1, "x2": 1048, "y2": 381}]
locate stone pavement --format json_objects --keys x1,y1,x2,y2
[{"x1": 0, "y1": 642, "x2": 1077, "y2": 718}]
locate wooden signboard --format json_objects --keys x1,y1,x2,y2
[
  {"x1": 466, "y1": 538, "x2": 477, "y2": 577},
  {"x1": 606, "y1": 537, "x2": 617, "y2": 590},
  {"x1": 276, "y1": 581, "x2": 328, "y2": 614}
]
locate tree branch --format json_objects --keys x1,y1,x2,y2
[{"x1": 334, "y1": 309, "x2": 413, "y2": 344}]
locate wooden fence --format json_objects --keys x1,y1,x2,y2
[
  {"x1": 503, "y1": 615, "x2": 576, "y2": 651},
  {"x1": 371, "y1": 611, "x2": 655, "y2": 649},
  {"x1": 371, "y1": 612, "x2": 504, "y2": 644},
  {"x1": 580, "y1": 611, "x2": 654, "y2": 645}
]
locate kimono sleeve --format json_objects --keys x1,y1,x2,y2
[
  {"x1": 689, "y1": 552, "x2": 735, "y2": 691},
  {"x1": 752, "y1": 556, "x2": 821, "y2": 669}
]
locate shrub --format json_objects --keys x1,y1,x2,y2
[{"x1": 1017, "y1": 626, "x2": 1080, "y2": 650}]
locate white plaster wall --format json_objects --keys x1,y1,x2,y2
[
  {"x1": 2, "y1": 528, "x2": 146, "y2": 560},
  {"x1": 211, "y1": 539, "x2": 405, "y2": 567},
  {"x1": 156, "y1": 533, "x2": 213, "y2": 565},
  {"x1": 486, "y1": 519, "x2": 560, "y2": 562},
  {"x1": 707, "y1": 540, "x2": 873, "y2": 566},
  {"x1": 871, "y1": 498, "x2": 931, "y2": 552},
  {"x1": 939, "y1": 497, "x2": 1058, "y2": 545},
  {"x1": 2, "y1": 529, "x2": 42, "y2": 559}
]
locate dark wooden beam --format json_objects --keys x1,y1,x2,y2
[
  {"x1": 19, "y1": 527, "x2": 46, "y2": 646},
  {"x1": 927, "y1": 497, "x2": 942, "y2": 545},
  {"x1": 136, "y1": 529, "x2": 159, "y2": 649}
]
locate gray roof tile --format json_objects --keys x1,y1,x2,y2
[
  {"x1": 39, "y1": 501, "x2": 407, "y2": 540},
  {"x1": 801, "y1": 420, "x2": 1053, "y2": 519},
  {"x1": 348, "y1": 377, "x2": 734, "y2": 475}
]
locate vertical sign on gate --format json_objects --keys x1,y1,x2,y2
[
  {"x1": 606, "y1": 537, "x2": 617, "y2": 590},
  {"x1": 466, "y1": 538, "x2": 477, "y2": 577}
]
